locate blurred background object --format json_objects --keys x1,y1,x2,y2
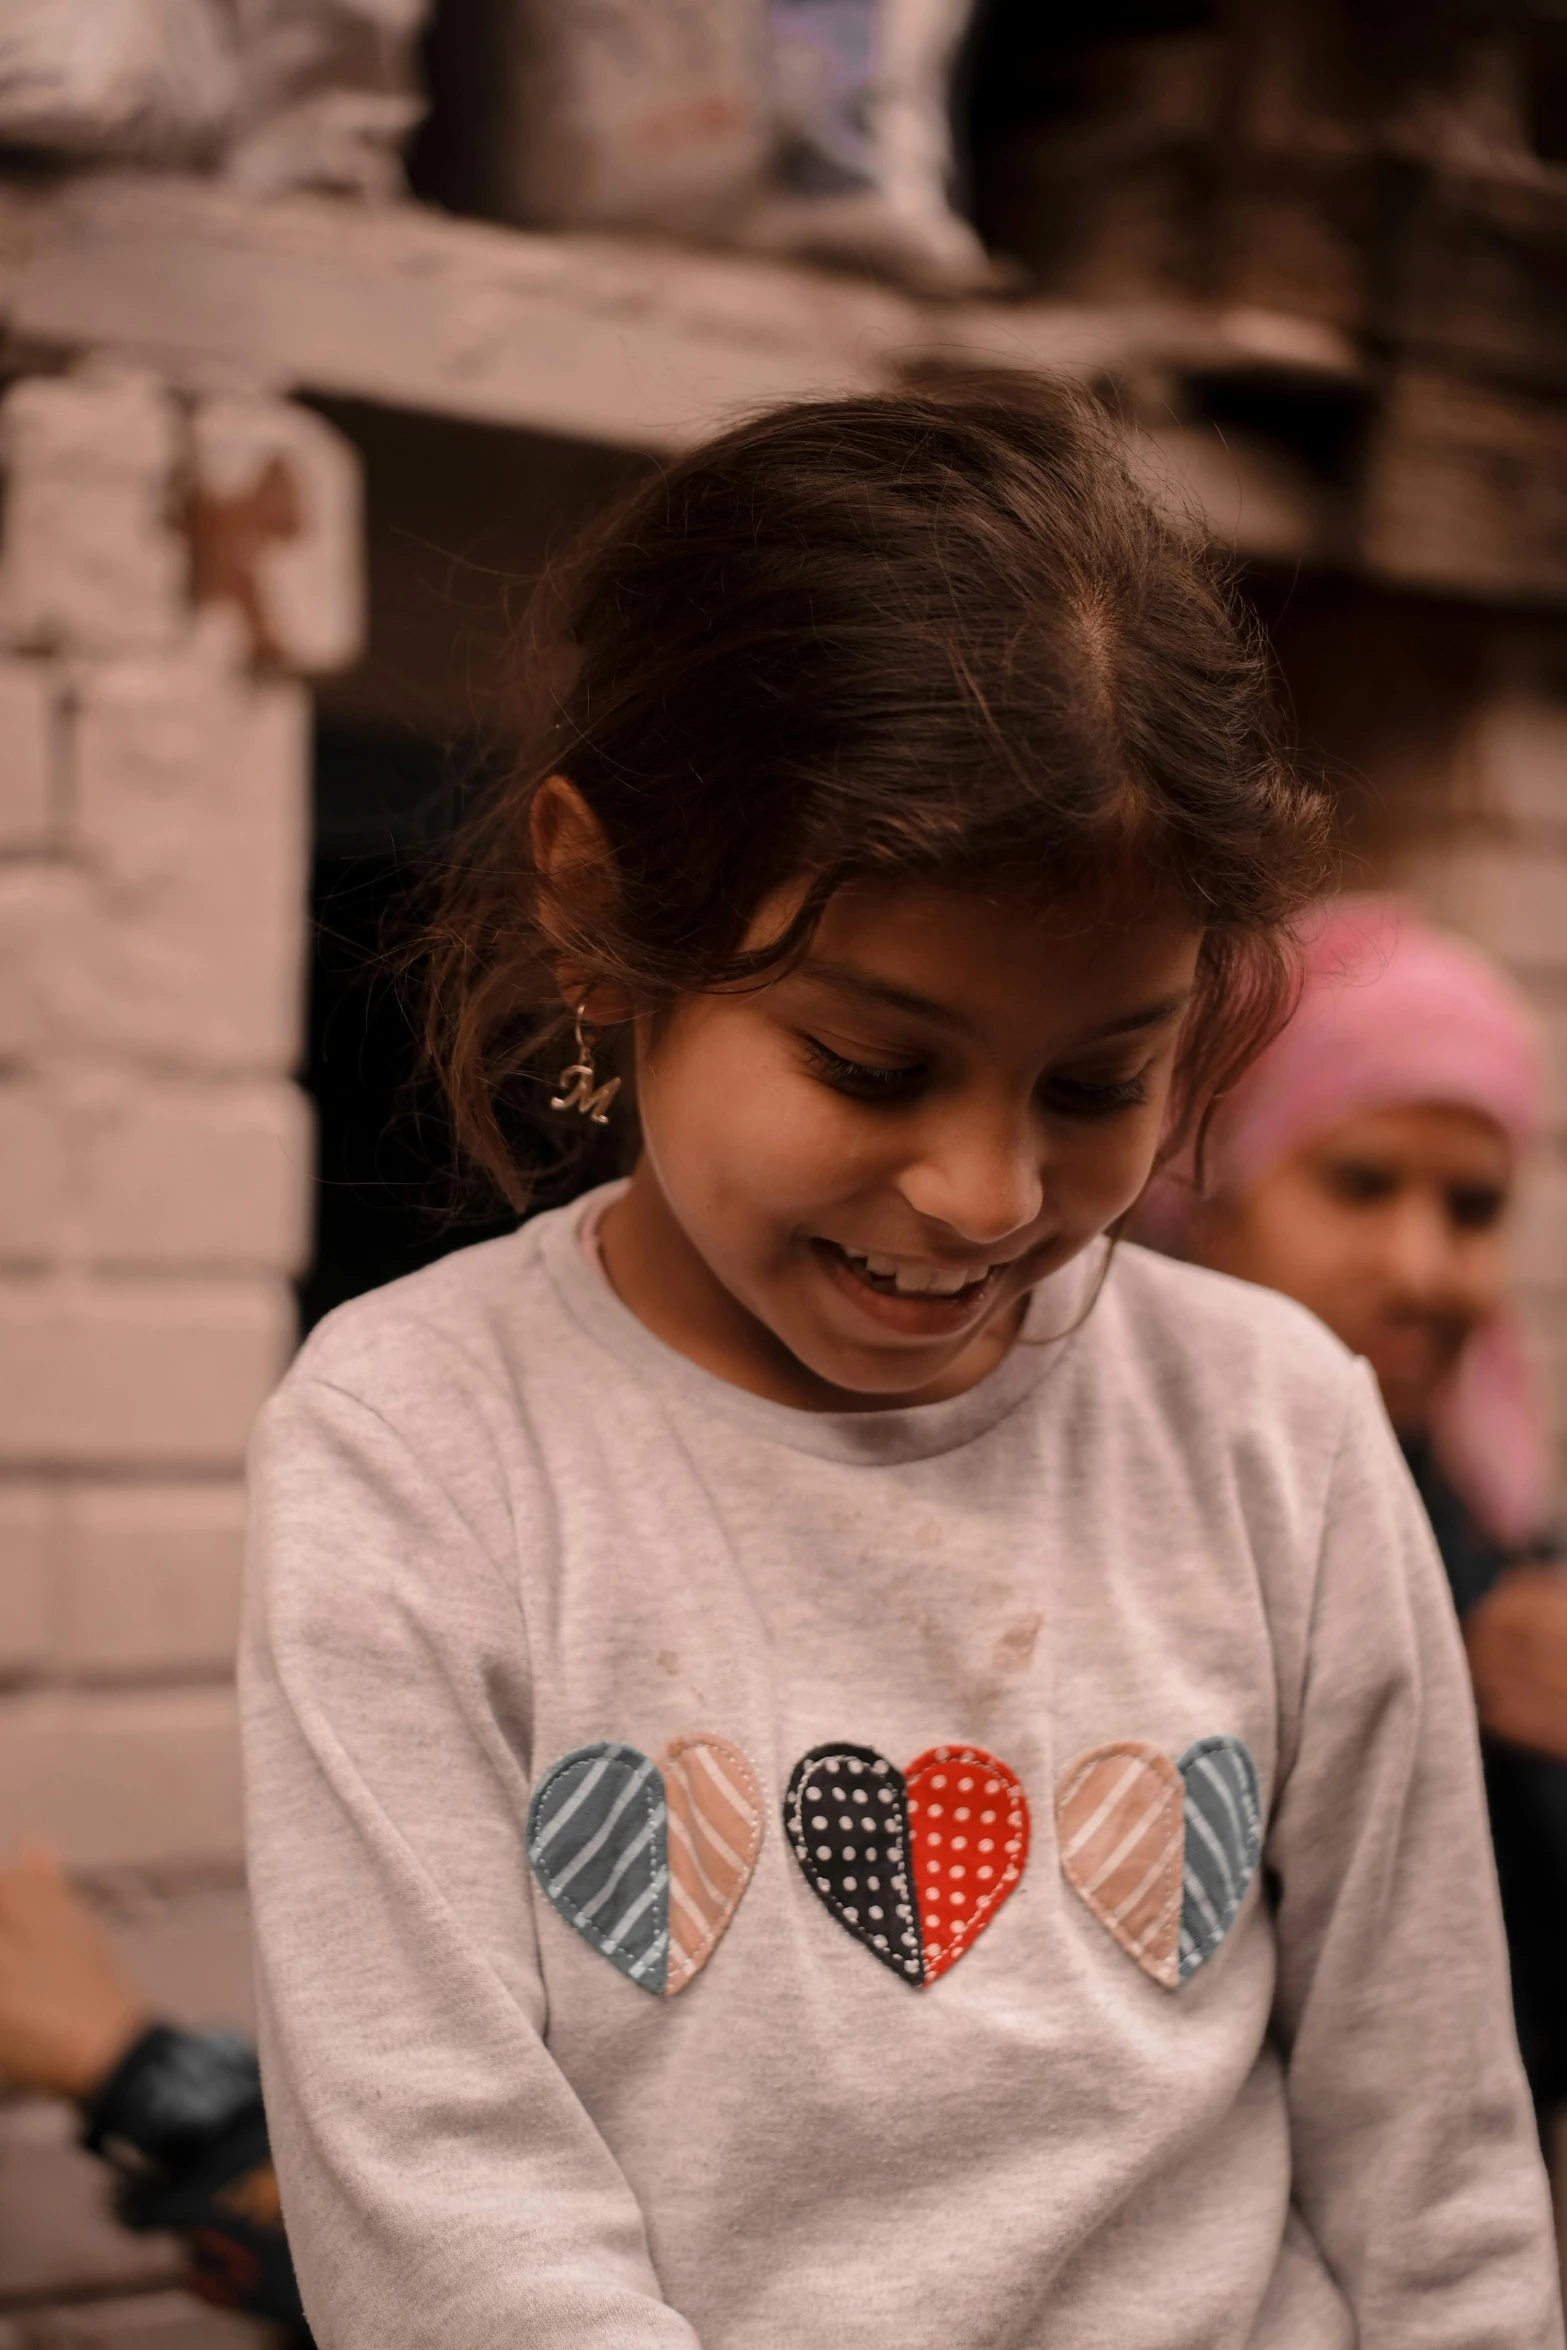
[
  {"x1": 1, "y1": 0, "x2": 1567, "y2": 2338},
  {"x1": 1140, "y1": 896, "x2": 1567, "y2": 2137}
]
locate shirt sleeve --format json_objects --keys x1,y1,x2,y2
[
  {"x1": 240, "y1": 1363, "x2": 701, "y2": 2350},
  {"x1": 1268, "y1": 1357, "x2": 1563, "y2": 2348}
]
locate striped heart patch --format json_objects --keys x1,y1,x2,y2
[
  {"x1": 527, "y1": 1734, "x2": 763, "y2": 1996},
  {"x1": 1175, "y1": 1735, "x2": 1262, "y2": 1982},
  {"x1": 1056, "y1": 1735, "x2": 1262, "y2": 1990},
  {"x1": 1056, "y1": 1742, "x2": 1184, "y2": 1986},
  {"x1": 662, "y1": 1734, "x2": 766, "y2": 1994}
]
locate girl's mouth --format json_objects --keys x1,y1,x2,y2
[{"x1": 812, "y1": 1238, "x2": 1005, "y2": 1334}]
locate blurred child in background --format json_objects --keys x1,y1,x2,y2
[{"x1": 1149, "y1": 894, "x2": 1567, "y2": 2124}]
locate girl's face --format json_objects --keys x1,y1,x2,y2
[
  {"x1": 598, "y1": 877, "x2": 1201, "y2": 1411},
  {"x1": 1191, "y1": 1103, "x2": 1512, "y2": 1433}
]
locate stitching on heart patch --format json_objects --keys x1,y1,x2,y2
[
  {"x1": 1056, "y1": 1741, "x2": 1184, "y2": 1989},
  {"x1": 784, "y1": 1741, "x2": 1030, "y2": 1985},
  {"x1": 784, "y1": 1744, "x2": 924, "y2": 1982},
  {"x1": 662, "y1": 1734, "x2": 765, "y2": 1995},
  {"x1": 528, "y1": 1741, "x2": 670, "y2": 1992},
  {"x1": 527, "y1": 1733, "x2": 766, "y2": 1996},
  {"x1": 906, "y1": 1746, "x2": 1030, "y2": 1982},
  {"x1": 1175, "y1": 1735, "x2": 1262, "y2": 1982},
  {"x1": 1057, "y1": 1735, "x2": 1264, "y2": 1990}
]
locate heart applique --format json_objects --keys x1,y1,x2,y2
[
  {"x1": 527, "y1": 1733, "x2": 763, "y2": 1995},
  {"x1": 784, "y1": 1742, "x2": 1029, "y2": 1986},
  {"x1": 1056, "y1": 1734, "x2": 1262, "y2": 1990}
]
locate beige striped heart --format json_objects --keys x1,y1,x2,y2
[
  {"x1": 1056, "y1": 1741, "x2": 1183, "y2": 1989},
  {"x1": 660, "y1": 1733, "x2": 765, "y2": 1995}
]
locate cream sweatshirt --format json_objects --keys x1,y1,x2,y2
[{"x1": 240, "y1": 1185, "x2": 1563, "y2": 2349}]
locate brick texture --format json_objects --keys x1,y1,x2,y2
[
  {"x1": 0, "y1": 1089, "x2": 68, "y2": 1263},
  {"x1": 59, "y1": 1485, "x2": 244, "y2": 1681},
  {"x1": 0, "y1": 660, "x2": 57, "y2": 850},
  {"x1": 69, "y1": 645, "x2": 309, "y2": 1073},
  {"x1": 0, "y1": 374, "x2": 186, "y2": 656},
  {"x1": 0, "y1": 866, "x2": 92, "y2": 1065},
  {"x1": 0, "y1": 370, "x2": 334, "y2": 2332},
  {"x1": 0, "y1": 1280, "x2": 291, "y2": 1471},
  {"x1": 0, "y1": 1078, "x2": 311, "y2": 1274},
  {"x1": 0, "y1": 1689, "x2": 241, "y2": 1871},
  {"x1": 79, "y1": 1083, "x2": 313, "y2": 1274},
  {"x1": 192, "y1": 397, "x2": 365, "y2": 675},
  {"x1": 0, "y1": 1486, "x2": 54, "y2": 1679},
  {"x1": 26, "y1": 2295, "x2": 272, "y2": 2349},
  {"x1": 0, "y1": 2101, "x2": 177, "y2": 2304},
  {"x1": 102, "y1": 1884, "x2": 257, "y2": 2035}
]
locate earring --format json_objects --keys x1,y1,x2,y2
[{"x1": 550, "y1": 1002, "x2": 621, "y2": 1125}]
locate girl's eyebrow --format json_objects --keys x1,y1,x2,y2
[
  {"x1": 795, "y1": 960, "x2": 971, "y2": 1031},
  {"x1": 1078, "y1": 991, "x2": 1193, "y2": 1043},
  {"x1": 795, "y1": 961, "x2": 1191, "y2": 1044}
]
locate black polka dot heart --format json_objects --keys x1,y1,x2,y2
[{"x1": 784, "y1": 1741, "x2": 1030, "y2": 1987}]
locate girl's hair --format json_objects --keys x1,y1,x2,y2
[{"x1": 424, "y1": 372, "x2": 1330, "y2": 1208}]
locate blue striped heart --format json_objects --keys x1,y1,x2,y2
[
  {"x1": 1175, "y1": 1735, "x2": 1262, "y2": 1981},
  {"x1": 527, "y1": 1741, "x2": 671, "y2": 1992}
]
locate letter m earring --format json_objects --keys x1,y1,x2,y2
[{"x1": 551, "y1": 1002, "x2": 621, "y2": 1125}]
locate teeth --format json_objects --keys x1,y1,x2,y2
[{"x1": 840, "y1": 1248, "x2": 988, "y2": 1296}]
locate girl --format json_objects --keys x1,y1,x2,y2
[
  {"x1": 241, "y1": 381, "x2": 1562, "y2": 2348},
  {"x1": 1147, "y1": 895, "x2": 1567, "y2": 2131}
]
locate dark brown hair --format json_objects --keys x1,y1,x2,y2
[{"x1": 424, "y1": 373, "x2": 1330, "y2": 1207}]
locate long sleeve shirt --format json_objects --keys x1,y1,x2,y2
[{"x1": 240, "y1": 1185, "x2": 1563, "y2": 2350}]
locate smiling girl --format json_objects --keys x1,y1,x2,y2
[{"x1": 241, "y1": 380, "x2": 1562, "y2": 2349}]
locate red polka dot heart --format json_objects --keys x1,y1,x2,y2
[{"x1": 784, "y1": 1743, "x2": 1030, "y2": 1985}]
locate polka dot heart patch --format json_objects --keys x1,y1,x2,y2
[{"x1": 784, "y1": 1743, "x2": 1029, "y2": 1986}]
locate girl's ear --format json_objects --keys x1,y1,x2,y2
[{"x1": 531, "y1": 776, "x2": 625, "y2": 1020}]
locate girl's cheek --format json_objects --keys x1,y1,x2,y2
[{"x1": 1064, "y1": 1111, "x2": 1168, "y2": 1223}]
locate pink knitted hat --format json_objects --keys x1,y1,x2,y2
[{"x1": 1144, "y1": 896, "x2": 1548, "y2": 1544}]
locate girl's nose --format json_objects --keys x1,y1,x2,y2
[{"x1": 898, "y1": 1104, "x2": 1046, "y2": 1248}]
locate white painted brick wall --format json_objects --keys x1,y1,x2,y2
[
  {"x1": 78, "y1": 1082, "x2": 313, "y2": 1273},
  {"x1": 0, "y1": 374, "x2": 351, "y2": 2329},
  {"x1": 0, "y1": 1486, "x2": 54, "y2": 1680},
  {"x1": 0, "y1": 1089, "x2": 68, "y2": 1264},
  {"x1": 0, "y1": 373, "x2": 186, "y2": 656},
  {"x1": 0, "y1": 660, "x2": 59, "y2": 850},
  {"x1": 70, "y1": 643, "x2": 310, "y2": 1073},
  {"x1": 60, "y1": 1486, "x2": 245, "y2": 1682},
  {"x1": 0, "y1": 1081, "x2": 312, "y2": 1272},
  {"x1": 104, "y1": 1885, "x2": 257, "y2": 2035},
  {"x1": 28, "y1": 2294, "x2": 268, "y2": 2348},
  {"x1": 0, "y1": 2103, "x2": 177, "y2": 2305},
  {"x1": 0, "y1": 865, "x2": 93, "y2": 1064},
  {"x1": 0, "y1": 1281, "x2": 292, "y2": 1472},
  {"x1": 192, "y1": 396, "x2": 366, "y2": 673},
  {"x1": 0, "y1": 1689, "x2": 242, "y2": 1870}
]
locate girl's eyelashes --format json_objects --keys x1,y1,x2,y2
[
  {"x1": 801, "y1": 1035, "x2": 1154, "y2": 1117},
  {"x1": 1044, "y1": 1068, "x2": 1152, "y2": 1117},
  {"x1": 800, "y1": 1037, "x2": 929, "y2": 1101}
]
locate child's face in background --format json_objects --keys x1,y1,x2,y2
[
  {"x1": 599, "y1": 878, "x2": 1200, "y2": 1410},
  {"x1": 1190, "y1": 1102, "x2": 1512, "y2": 1434}
]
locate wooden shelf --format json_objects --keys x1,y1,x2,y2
[{"x1": 0, "y1": 172, "x2": 1355, "y2": 458}]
